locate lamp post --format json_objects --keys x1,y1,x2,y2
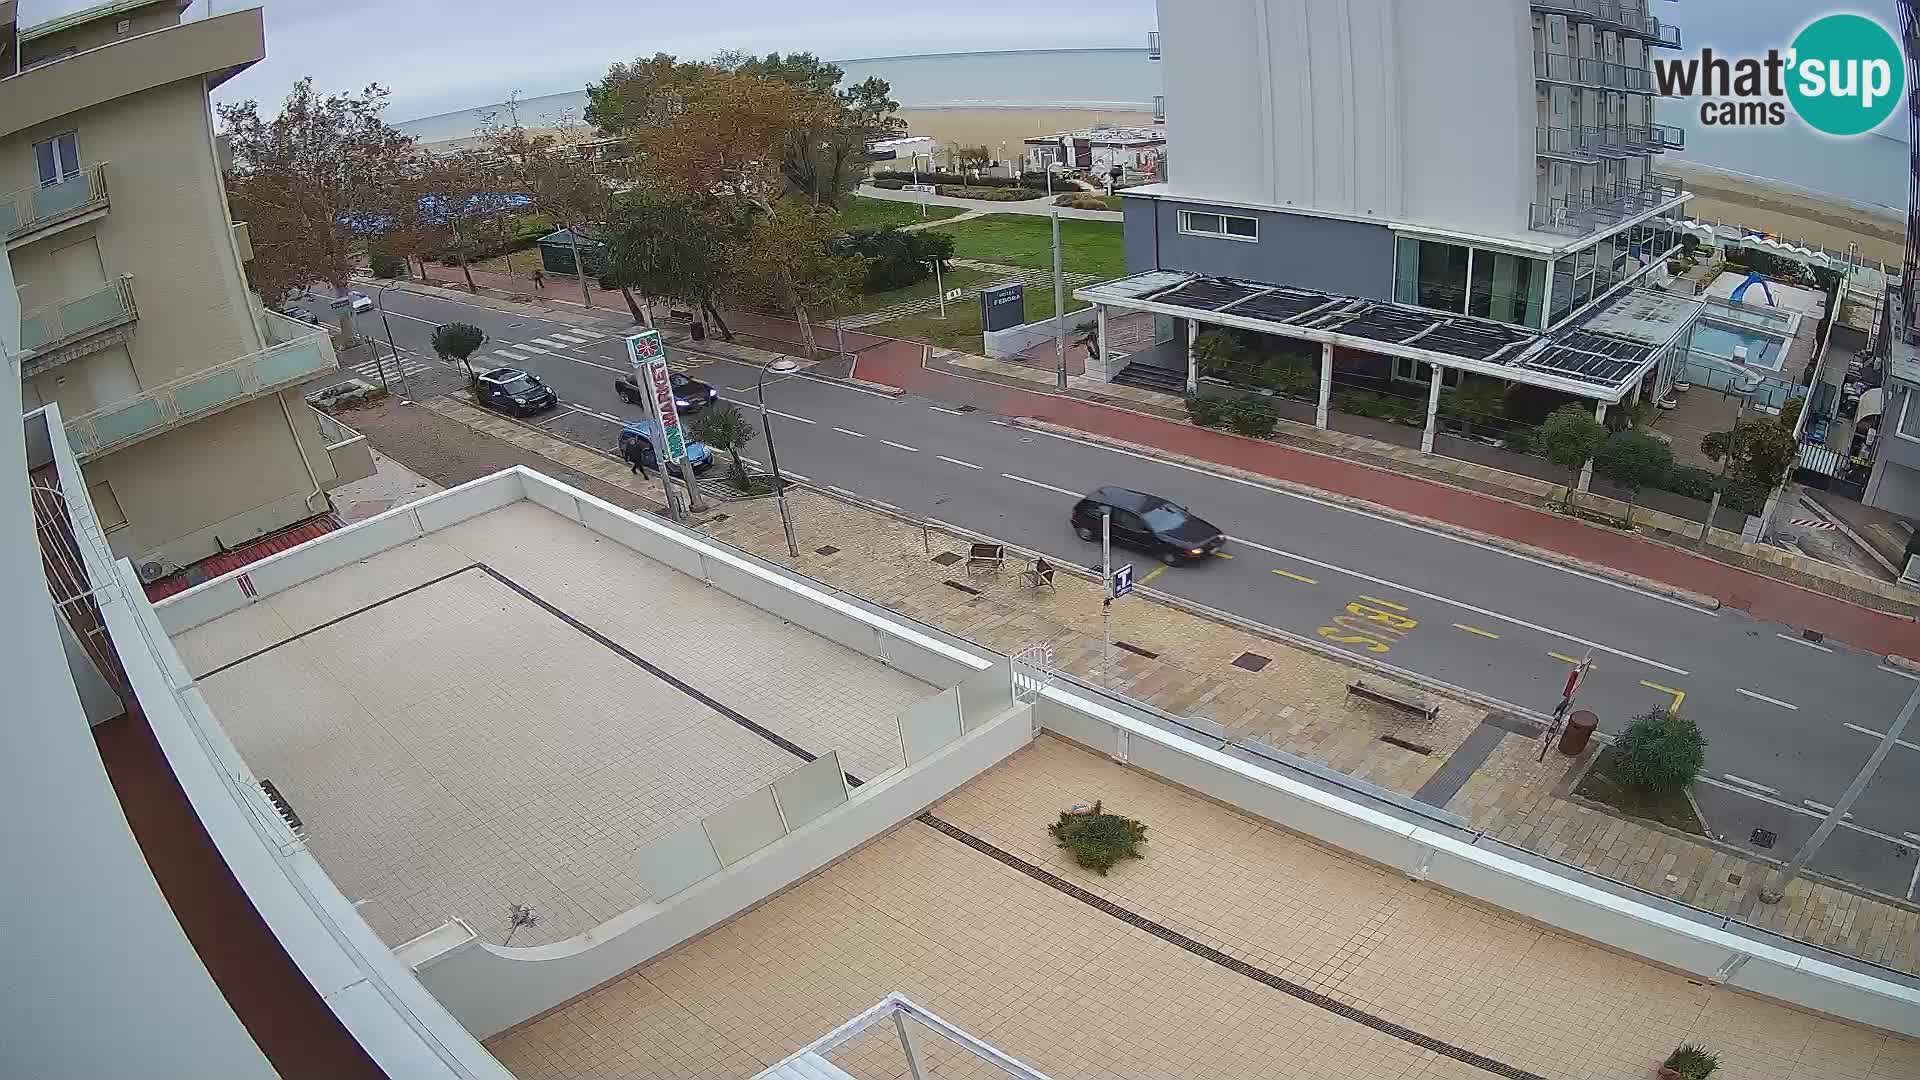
[
  {"x1": 374, "y1": 282, "x2": 411, "y2": 402},
  {"x1": 758, "y1": 358, "x2": 801, "y2": 559}
]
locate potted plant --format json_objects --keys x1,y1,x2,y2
[
  {"x1": 1049, "y1": 800, "x2": 1147, "y2": 875},
  {"x1": 1658, "y1": 1043, "x2": 1719, "y2": 1079}
]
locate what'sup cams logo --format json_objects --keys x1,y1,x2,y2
[{"x1": 1652, "y1": 12, "x2": 1904, "y2": 136}]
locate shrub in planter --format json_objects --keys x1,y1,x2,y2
[
  {"x1": 871, "y1": 178, "x2": 907, "y2": 190},
  {"x1": 1501, "y1": 427, "x2": 1535, "y2": 455},
  {"x1": 1659, "y1": 1043, "x2": 1720, "y2": 1079},
  {"x1": 1186, "y1": 394, "x2": 1230, "y2": 428},
  {"x1": 1613, "y1": 708, "x2": 1707, "y2": 793},
  {"x1": 369, "y1": 252, "x2": 406, "y2": 279},
  {"x1": 1227, "y1": 396, "x2": 1279, "y2": 438},
  {"x1": 1049, "y1": 800, "x2": 1147, "y2": 874}
]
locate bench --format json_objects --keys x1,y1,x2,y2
[
  {"x1": 1345, "y1": 679, "x2": 1438, "y2": 724},
  {"x1": 966, "y1": 542, "x2": 1006, "y2": 575}
]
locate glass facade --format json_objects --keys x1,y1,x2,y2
[
  {"x1": 1542, "y1": 213, "x2": 1687, "y2": 330},
  {"x1": 1468, "y1": 251, "x2": 1546, "y2": 327},
  {"x1": 1395, "y1": 239, "x2": 1549, "y2": 330}
]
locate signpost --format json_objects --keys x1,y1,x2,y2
[
  {"x1": 1540, "y1": 653, "x2": 1594, "y2": 761},
  {"x1": 979, "y1": 282, "x2": 1025, "y2": 333},
  {"x1": 625, "y1": 329, "x2": 701, "y2": 520},
  {"x1": 1100, "y1": 511, "x2": 1133, "y2": 679}
]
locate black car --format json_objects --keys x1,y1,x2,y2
[
  {"x1": 614, "y1": 371, "x2": 719, "y2": 413},
  {"x1": 1070, "y1": 487, "x2": 1225, "y2": 565},
  {"x1": 476, "y1": 367, "x2": 559, "y2": 416}
]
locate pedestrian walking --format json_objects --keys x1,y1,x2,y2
[
  {"x1": 531, "y1": 265, "x2": 546, "y2": 291},
  {"x1": 622, "y1": 435, "x2": 649, "y2": 478}
]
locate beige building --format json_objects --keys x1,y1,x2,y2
[{"x1": 2, "y1": 0, "x2": 370, "y2": 583}]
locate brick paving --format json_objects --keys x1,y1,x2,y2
[{"x1": 353, "y1": 385, "x2": 1920, "y2": 981}]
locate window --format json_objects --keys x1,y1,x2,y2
[
  {"x1": 1392, "y1": 357, "x2": 1461, "y2": 389},
  {"x1": 1468, "y1": 251, "x2": 1547, "y2": 328},
  {"x1": 1178, "y1": 209, "x2": 1257, "y2": 242},
  {"x1": 1394, "y1": 238, "x2": 1470, "y2": 313},
  {"x1": 34, "y1": 132, "x2": 80, "y2": 186},
  {"x1": 1900, "y1": 389, "x2": 1920, "y2": 442},
  {"x1": 87, "y1": 480, "x2": 127, "y2": 531}
]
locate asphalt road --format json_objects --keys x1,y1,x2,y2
[{"x1": 345, "y1": 287, "x2": 1920, "y2": 903}]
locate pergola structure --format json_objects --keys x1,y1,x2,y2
[{"x1": 1075, "y1": 270, "x2": 1703, "y2": 478}]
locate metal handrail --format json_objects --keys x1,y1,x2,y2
[
  {"x1": 19, "y1": 274, "x2": 136, "y2": 357},
  {"x1": 1, "y1": 161, "x2": 109, "y2": 239},
  {"x1": 756, "y1": 994, "x2": 1054, "y2": 1080}
]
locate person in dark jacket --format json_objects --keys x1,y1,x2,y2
[{"x1": 622, "y1": 435, "x2": 649, "y2": 477}]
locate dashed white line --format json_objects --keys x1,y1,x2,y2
[
  {"x1": 493, "y1": 348, "x2": 528, "y2": 361},
  {"x1": 1880, "y1": 664, "x2": 1920, "y2": 681},
  {"x1": 1776, "y1": 633, "x2": 1834, "y2": 653},
  {"x1": 1737, "y1": 688, "x2": 1799, "y2": 710},
  {"x1": 1222, "y1": 534, "x2": 1689, "y2": 677},
  {"x1": 928, "y1": 405, "x2": 967, "y2": 416},
  {"x1": 529, "y1": 337, "x2": 565, "y2": 348},
  {"x1": 939, "y1": 455, "x2": 983, "y2": 470},
  {"x1": 768, "y1": 409, "x2": 815, "y2": 424},
  {"x1": 988, "y1": 420, "x2": 1010, "y2": 426},
  {"x1": 883, "y1": 440, "x2": 919, "y2": 452},
  {"x1": 1695, "y1": 777, "x2": 1910, "y2": 845},
  {"x1": 1842, "y1": 722, "x2": 1920, "y2": 751},
  {"x1": 1720, "y1": 774, "x2": 1780, "y2": 797},
  {"x1": 513, "y1": 345, "x2": 552, "y2": 355},
  {"x1": 1002, "y1": 473, "x2": 1080, "y2": 497},
  {"x1": 833, "y1": 427, "x2": 867, "y2": 438}
]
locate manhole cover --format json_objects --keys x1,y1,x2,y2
[
  {"x1": 1233, "y1": 652, "x2": 1271, "y2": 672},
  {"x1": 932, "y1": 551, "x2": 962, "y2": 566},
  {"x1": 1750, "y1": 828, "x2": 1777, "y2": 849},
  {"x1": 1727, "y1": 873, "x2": 1742, "y2": 885},
  {"x1": 815, "y1": 545, "x2": 840, "y2": 556}
]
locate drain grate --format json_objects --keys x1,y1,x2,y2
[
  {"x1": 932, "y1": 551, "x2": 962, "y2": 566},
  {"x1": 1750, "y1": 828, "x2": 1777, "y2": 849},
  {"x1": 1802, "y1": 629, "x2": 1824, "y2": 644},
  {"x1": 1727, "y1": 873, "x2": 1742, "y2": 885},
  {"x1": 1233, "y1": 651, "x2": 1271, "y2": 672},
  {"x1": 1114, "y1": 641, "x2": 1159, "y2": 659},
  {"x1": 258, "y1": 778, "x2": 304, "y2": 836},
  {"x1": 815, "y1": 545, "x2": 840, "y2": 556},
  {"x1": 943, "y1": 579, "x2": 982, "y2": 595},
  {"x1": 1379, "y1": 735, "x2": 1433, "y2": 755},
  {"x1": 956, "y1": 405, "x2": 978, "y2": 413}
]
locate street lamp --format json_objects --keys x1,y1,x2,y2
[
  {"x1": 758, "y1": 358, "x2": 802, "y2": 558},
  {"x1": 374, "y1": 281, "x2": 412, "y2": 403}
]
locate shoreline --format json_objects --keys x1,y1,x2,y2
[{"x1": 1662, "y1": 161, "x2": 1905, "y2": 268}]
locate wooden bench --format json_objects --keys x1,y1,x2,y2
[
  {"x1": 1345, "y1": 679, "x2": 1438, "y2": 724},
  {"x1": 966, "y1": 542, "x2": 1006, "y2": 575},
  {"x1": 1022, "y1": 557, "x2": 1057, "y2": 590}
]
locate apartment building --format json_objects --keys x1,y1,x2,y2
[{"x1": 2, "y1": 0, "x2": 368, "y2": 586}]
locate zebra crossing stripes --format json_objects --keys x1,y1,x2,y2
[
  {"x1": 1787, "y1": 518, "x2": 1838, "y2": 531},
  {"x1": 347, "y1": 357, "x2": 435, "y2": 382},
  {"x1": 493, "y1": 348, "x2": 529, "y2": 361}
]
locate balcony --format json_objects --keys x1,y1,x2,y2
[
  {"x1": 1152, "y1": 95, "x2": 1165, "y2": 122},
  {"x1": 1533, "y1": 51, "x2": 1658, "y2": 94},
  {"x1": 311, "y1": 405, "x2": 375, "y2": 488},
  {"x1": 2, "y1": 162, "x2": 108, "y2": 248},
  {"x1": 1651, "y1": 122, "x2": 1685, "y2": 150},
  {"x1": 1531, "y1": 0, "x2": 1683, "y2": 48},
  {"x1": 63, "y1": 330, "x2": 340, "y2": 462},
  {"x1": 1531, "y1": 172, "x2": 1687, "y2": 239},
  {"x1": 1147, "y1": 31, "x2": 1160, "y2": 59},
  {"x1": 19, "y1": 276, "x2": 137, "y2": 373}
]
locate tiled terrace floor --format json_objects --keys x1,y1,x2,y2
[
  {"x1": 488, "y1": 737, "x2": 1920, "y2": 1080},
  {"x1": 173, "y1": 501, "x2": 931, "y2": 947}
]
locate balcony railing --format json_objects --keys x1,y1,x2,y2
[
  {"x1": 1152, "y1": 95, "x2": 1165, "y2": 122},
  {"x1": 1531, "y1": 173, "x2": 1687, "y2": 238},
  {"x1": 1537, "y1": 124, "x2": 1676, "y2": 162},
  {"x1": 20, "y1": 276, "x2": 137, "y2": 361},
  {"x1": 64, "y1": 331, "x2": 340, "y2": 462},
  {"x1": 1, "y1": 163, "x2": 109, "y2": 243},
  {"x1": 1531, "y1": 0, "x2": 1682, "y2": 47},
  {"x1": 311, "y1": 404, "x2": 375, "y2": 487},
  {"x1": 1533, "y1": 51, "x2": 1658, "y2": 94},
  {"x1": 1147, "y1": 31, "x2": 1160, "y2": 59},
  {"x1": 1651, "y1": 122, "x2": 1685, "y2": 150}
]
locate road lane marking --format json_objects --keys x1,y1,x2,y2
[
  {"x1": 727, "y1": 386, "x2": 754, "y2": 393},
  {"x1": 1720, "y1": 774, "x2": 1780, "y2": 796},
  {"x1": 1021, "y1": 424, "x2": 1717, "y2": 615},
  {"x1": 833, "y1": 427, "x2": 866, "y2": 438},
  {"x1": 1549, "y1": 651, "x2": 1584, "y2": 665},
  {"x1": 1359, "y1": 595, "x2": 1407, "y2": 611},
  {"x1": 1696, "y1": 777, "x2": 1910, "y2": 845},
  {"x1": 1802, "y1": 799, "x2": 1850, "y2": 818},
  {"x1": 529, "y1": 337, "x2": 565, "y2": 347},
  {"x1": 1223, "y1": 534, "x2": 1689, "y2": 676},
  {"x1": 1879, "y1": 664, "x2": 1920, "y2": 681},
  {"x1": 988, "y1": 420, "x2": 1010, "y2": 426},
  {"x1": 939, "y1": 455, "x2": 983, "y2": 470},
  {"x1": 1777, "y1": 633, "x2": 1834, "y2": 653},
  {"x1": 493, "y1": 348, "x2": 528, "y2": 361},
  {"x1": 1001, "y1": 473, "x2": 1080, "y2": 497},
  {"x1": 1213, "y1": 552, "x2": 1233, "y2": 559},
  {"x1": 513, "y1": 345, "x2": 552, "y2": 355},
  {"x1": 1737, "y1": 688, "x2": 1799, "y2": 710},
  {"x1": 1142, "y1": 565, "x2": 1169, "y2": 585},
  {"x1": 928, "y1": 405, "x2": 966, "y2": 416},
  {"x1": 768, "y1": 409, "x2": 814, "y2": 424},
  {"x1": 883, "y1": 440, "x2": 919, "y2": 452},
  {"x1": 1842, "y1": 722, "x2": 1920, "y2": 751},
  {"x1": 1453, "y1": 623, "x2": 1500, "y2": 639},
  {"x1": 1640, "y1": 681, "x2": 1685, "y2": 715},
  {"x1": 1271, "y1": 569, "x2": 1318, "y2": 585},
  {"x1": 378, "y1": 310, "x2": 441, "y2": 326}
]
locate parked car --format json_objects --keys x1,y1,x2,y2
[
  {"x1": 620, "y1": 420, "x2": 715, "y2": 478},
  {"x1": 614, "y1": 370, "x2": 719, "y2": 412},
  {"x1": 1070, "y1": 487, "x2": 1225, "y2": 565},
  {"x1": 475, "y1": 367, "x2": 558, "y2": 416}
]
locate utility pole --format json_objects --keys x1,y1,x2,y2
[
  {"x1": 1698, "y1": 389, "x2": 1749, "y2": 548},
  {"x1": 1052, "y1": 211, "x2": 1068, "y2": 391},
  {"x1": 1759, "y1": 681, "x2": 1919, "y2": 904},
  {"x1": 1101, "y1": 509, "x2": 1112, "y2": 676},
  {"x1": 928, "y1": 259, "x2": 947, "y2": 319}
]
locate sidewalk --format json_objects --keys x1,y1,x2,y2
[
  {"x1": 856, "y1": 181, "x2": 1123, "y2": 221},
  {"x1": 341, "y1": 389, "x2": 1920, "y2": 982}
]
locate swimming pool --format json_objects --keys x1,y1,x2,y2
[{"x1": 1691, "y1": 321, "x2": 1786, "y2": 370}]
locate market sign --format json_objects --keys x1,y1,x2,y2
[{"x1": 625, "y1": 330, "x2": 686, "y2": 463}]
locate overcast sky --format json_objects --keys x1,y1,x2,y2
[{"x1": 16, "y1": 0, "x2": 1906, "y2": 124}]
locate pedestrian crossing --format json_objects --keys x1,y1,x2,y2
[{"x1": 347, "y1": 355, "x2": 436, "y2": 382}]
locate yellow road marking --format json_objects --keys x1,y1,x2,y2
[
  {"x1": 1359, "y1": 595, "x2": 1408, "y2": 611},
  {"x1": 1141, "y1": 565, "x2": 1168, "y2": 585},
  {"x1": 1212, "y1": 551, "x2": 1233, "y2": 559},
  {"x1": 1271, "y1": 568, "x2": 1318, "y2": 585},
  {"x1": 1453, "y1": 623, "x2": 1500, "y2": 640},
  {"x1": 1549, "y1": 651, "x2": 1584, "y2": 665},
  {"x1": 1641, "y1": 680, "x2": 1686, "y2": 715}
]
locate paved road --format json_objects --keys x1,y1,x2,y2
[
  {"x1": 856, "y1": 181, "x2": 1123, "y2": 221},
  {"x1": 353, "y1": 286, "x2": 1920, "y2": 902}
]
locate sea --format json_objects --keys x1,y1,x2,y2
[{"x1": 393, "y1": 47, "x2": 1907, "y2": 215}]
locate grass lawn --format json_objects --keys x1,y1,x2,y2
[
  {"x1": 835, "y1": 195, "x2": 963, "y2": 231},
  {"x1": 937, "y1": 214, "x2": 1126, "y2": 280},
  {"x1": 1572, "y1": 746, "x2": 1706, "y2": 835},
  {"x1": 864, "y1": 281, "x2": 1092, "y2": 354}
]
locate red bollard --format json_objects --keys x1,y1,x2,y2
[{"x1": 1559, "y1": 710, "x2": 1599, "y2": 756}]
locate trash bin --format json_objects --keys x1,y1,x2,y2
[
  {"x1": 690, "y1": 321, "x2": 707, "y2": 342},
  {"x1": 1558, "y1": 710, "x2": 1598, "y2": 756}
]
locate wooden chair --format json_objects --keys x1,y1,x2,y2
[
  {"x1": 966, "y1": 542, "x2": 1006, "y2": 576},
  {"x1": 1023, "y1": 557, "x2": 1057, "y2": 591}
]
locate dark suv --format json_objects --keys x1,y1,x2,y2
[
  {"x1": 614, "y1": 371, "x2": 718, "y2": 412},
  {"x1": 1070, "y1": 487, "x2": 1225, "y2": 565},
  {"x1": 475, "y1": 367, "x2": 558, "y2": 416}
]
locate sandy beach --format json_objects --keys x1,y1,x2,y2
[
  {"x1": 895, "y1": 107, "x2": 1157, "y2": 156},
  {"x1": 1662, "y1": 161, "x2": 1905, "y2": 268}
]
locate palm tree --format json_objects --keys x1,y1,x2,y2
[{"x1": 687, "y1": 403, "x2": 757, "y2": 486}]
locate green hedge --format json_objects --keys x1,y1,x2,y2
[
  {"x1": 1187, "y1": 393, "x2": 1278, "y2": 438},
  {"x1": 873, "y1": 170, "x2": 1025, "y2": 188},
  {"x1": 369, "y1": 252, "x2": 406, "y2": 279},
  {"x1": 870, "y1": 179, "x2": 907, "y2": 190},
  {"x1": 935, "y1": 185, "x2": 1045, "y2": 201}
]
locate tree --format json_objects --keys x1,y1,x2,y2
[
  {"x1": 735, "y1": 200, "x2": 866, "y2": 359},
  {"x1": 1538, "y1": 403, "x2": 1609, "y2": 508},
  {"x1": 954, "y1": 144, "x2": 992, "y2": 170},
  {"x1": 1438, "y1": 379, "x2": 1508, "y2": 438},
  {"x1": 432, "y1": 322, "x2": 486, "y2": 381},
  {"x1": 1702, "y1": 418, "x2": 1798, "y2": 490},
  {"x1": 422, "y1": 152, "x2": 522, "y2": 294},
  {"x1": 687, "y1": 403, "x2": 757, "y2": 486},
  {"x1": 219, "y1": 79, "x2": 415, "y2": 340},
  {"x1": 479, "y1": 116, "x2": 611, "y2": 309},
  {"x1": 1613, "y1": 708, "x2": 1707, "y2": 793},
  {"x1": 1594, "y1": 429, "x2": 1673, "y2": 526},
  {"x1": 605, "y1": 191, "x2": 749, "y2": 339}
]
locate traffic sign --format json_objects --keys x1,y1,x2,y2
[
  {"x1": 624, "y1": 330, "x2": 686, "y2": 463},
  {"x1": 1109, "y1": 563, "x2": 1134, "y2": 600}
]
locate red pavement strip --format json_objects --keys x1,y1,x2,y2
[{"x1": 409, "y1": 268, "x2": 1920, "y2": 659}]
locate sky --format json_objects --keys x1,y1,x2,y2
[{"x1": 14, "y1": 0, "x2": 1909, "y2": 125}]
